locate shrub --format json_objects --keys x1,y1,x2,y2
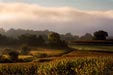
[
  {"x1": 8, "y1": 50, "x2": 19, "y2": 62},
  {"x1": 21, "y1": 45, "x2": 30, "y2": 55},
  {"x1": 3, "y1": 48, "x2": 12, "y2": 54},
  {"x1": 0, "y1": 55, "x2": 10, "y2": 63}
]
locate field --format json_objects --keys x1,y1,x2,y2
[
  {"x1": 29, "y1": 48, "x2": 66, "y2": 57},
  {"x1": 70, "y1": 45, "x2": 113, "y2": 52},
  {"x1": 0, "y1": 57, "x2": 113, "y2": 75},
  {"x1": 0, "y1": 45, "x2": 113, "y2": 75}
]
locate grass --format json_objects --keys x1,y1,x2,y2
[
  {"x1": 0, "y1": 57, "x2": 113, "y2": 75},
  {"x1": 19, "y1": 55, "x2": 33, "y2": 59},
  {"x1": 1, "y1": 48, "x2": 68, "y2": 63},
  {"x1": 66, "y1": 45, "x2": 113, "y2": 57},
  {"x1": 63, "y1": 50, "x2": 113, "y2": 57},
  {"x1": 29, "y1": 48, "x2": 66, "y2": 57},
  {"x1": 3, "y1": 55, "x2": 33, "y2": 59},
  {"x1": 0, "y1": 45, "x2": 113, "y2": 75},
  {"x1": 70, "y1": 45, "x2": 113, "y2": 52}
]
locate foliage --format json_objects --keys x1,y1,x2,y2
[
  {"x1": 20, "y1": 44, "x2": 31, "y2": 55},
  {"x1": 0, "y1": 34, "x2": 17, "y2": 46},
  {"x1": 48, "y1": 32, "x2": 68, "y2": 48},
  {"x1": 94, "y1": 30, "x2": 108, "y2": 40},
  {"x1": 38, "y1": 35, "x2": 45, "y2": 46},
  {"x1": 18, "y1": 34, "x2": 45, "y2": 46},
  {"x1": 8, "y1": 50, "x2": 19, "y2": 62},
  {"x1": 48, "y1": 32, "x2": 60, "y2": 42},
  {"x1": 0, "y1": 63, "x2": 38, "y2": 75},
  {"x1": 80, "y1": 33, "x2": 93, "y2": 40},
  {"x1": 0, "y1": 55, "x2": 11, "y2": 63},
  {"x1": 0, "y1": 55, "x2": 33, "y2": 63},
  {"x1": 0, "y1": 33, "x2": 46, "y2": 46},
  {"x1": 18, "y1": 34, "x2": 38, "y2": 46},
  {"x1": 0, "y1": 57, "x2": 112, "y2": 75}
]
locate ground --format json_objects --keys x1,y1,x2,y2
[{"x1": 0, "y1": 45, "x2": 113, "y2": 75}]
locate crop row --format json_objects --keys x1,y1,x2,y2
[{"x1": 0, "y1": 57, "x2": 113, "y2": 75}]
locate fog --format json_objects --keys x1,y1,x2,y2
[{"x1": 0, "y1": 3, "x2": 113, "y2": 35}]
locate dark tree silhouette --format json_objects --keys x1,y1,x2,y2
[
  {"x1": 37, "y1": 35, "x2": 45, "y2": 46},
  {"x1": 80, "y1": 33, "x2": 93, "y2": 40},
  {"x1": 19, "y1": 34, "x2": 37, "y2": 46},
  {"x1": 93, "y1": 30, "x2": 108, "y2": 40},
  {"x1": 8, "y1": 50, "x2": 19, "y2": 61},
  {"x1": 18, "y1": 34, "x2": 45, "y2": 46},
  {"x1": 48, "y1": 32, "x2": 60, "y2": 42},
  {"x1": 48, "y1": 32, "x2": 68, "y2": 48}
]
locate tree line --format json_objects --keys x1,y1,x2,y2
[
  {"x1": 0, "y1": 28, "x2": 111, "y2": 41},
  {"x1": 0, "y1": 32, "x2": 68, "y2": 48},
  {"x1": 0, "y1": 30, "x2": 110, "y2": 47}
]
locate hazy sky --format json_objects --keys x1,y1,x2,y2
[
  {"x1": 0, "y1": 0, "x2": 113, "y2": 35},
  {"x1": 1, "y1": 0, "x2": 113, "y2": 10}
]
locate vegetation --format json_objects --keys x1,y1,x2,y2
[
  {"x1": 18, "y1": 34, "x2": 45, "y2": 46},
  {"x1": 71, "y1": 45, "x2": 113, "y2": 52},
  {"x1": 20, "y1": 44, "x2": 31, "y2": 55},
  {"x1": 8, "y1": 50, "x2": 19, "y2": 62},
  {"x1": 0, "y1": 57, "x2": 112, "y2": 75},
  {"x1": 48, "y1": 32, "x2": 68, "y2": 48},
  {"x1": 0, "y1": 29, "x2": 111, "y2": 47},
  {"x1": 94, "y1": 30, "x2": 108, "y2": 40},
  {"x1": 0, "y1": 29, "x2": 112, "y2": 74},
  {"x1": 29, "y1": 48, "x2": 66, "y2": 57},
  {"x1": 71, "y1": 40, "x2": 113, "y2": 45}
]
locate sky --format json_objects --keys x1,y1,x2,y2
[
  {"x1": 2, "y1": 0, "x2": 113, "y2": 10},
  {"x1": 0, "y1": 0, "x2": 113, "y2": 36}
]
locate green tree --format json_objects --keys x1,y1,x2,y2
[
  {"x1": 48, "y1": 32, "x2": 60, "y2": 42},
  {"x1": 18, "y1": 34, "x2": 38, "y2": 46},
  {"x1": 93, "y1": 30, "x2": 108, "y2": 40},
  {"x1": 48, "y1": 32, "x2": 68, "y2": 48}
]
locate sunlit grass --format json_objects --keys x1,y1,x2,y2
[
  {"x1": 0, "y1": 57, "x2": 113, "y2": 75},
  {"x1": 70, "y1": 45, "x2": 113, "y2": 51},
  {"x1": 30, "y1": 48, "x2": 65, "y2": 57}
]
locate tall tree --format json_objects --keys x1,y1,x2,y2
[
  {"x1": 93, "y1": 30, "x2": 108, "y2": 40},
  {"x1": 38, "y1": 35, "x2": 45, "y2": 46},
  {"x1": 48, "y1": 32, "x2": 68, "y2": 48},
  {"x1": 18, "y1": 34, "x2": 38, "y2": 46},
  {"x1": 48, "y1": 32, "x2": 60, "y2": 42},
  {"x1": 18, "y1": 34, "x2": 45, "y2": 46}
]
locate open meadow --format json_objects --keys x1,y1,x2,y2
[{"x1": 0, "y1": 45, "x2": 113, "y2": 75}]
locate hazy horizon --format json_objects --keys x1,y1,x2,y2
[{"x1": 0, "y1": 0, "x2": 113, "y2": 36}]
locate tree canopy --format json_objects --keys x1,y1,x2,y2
[
  {"x1": 93, "y1": 30, "x2": 108, "y2": 40},
  {"x1": 18, "y1": 34, "x2": 45, "y2": 46},
  {"x1": 48, "y1": 32, "x2": 68, "y2": 48}
]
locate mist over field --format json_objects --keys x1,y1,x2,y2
[
  {"x1": 0, "y1": 3, "x2": 113, "y2": 35},
  {"x1": 0, "y1": 1, "x2": 113, "y2": 75}
]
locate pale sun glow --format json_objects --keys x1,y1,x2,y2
[{"x1": 0, "y1": 13, "x2": 15, "y2": 21}]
